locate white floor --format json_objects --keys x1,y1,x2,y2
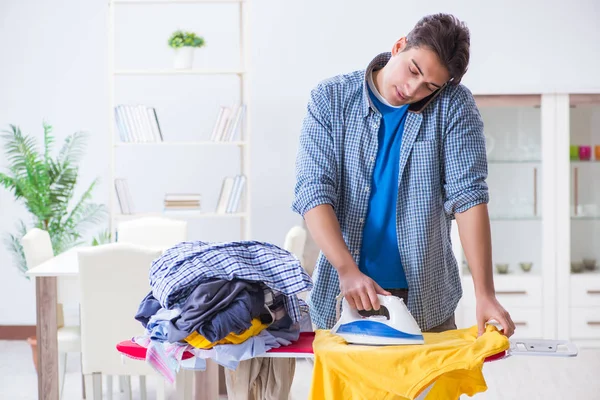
[{"x1": 1, "y1": 339, "x2": 599, "y2": 399}]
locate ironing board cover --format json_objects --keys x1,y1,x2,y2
[{"x1": 116, "y1": 331, "x2": 506, "y2": 361}]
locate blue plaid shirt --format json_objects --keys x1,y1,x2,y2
[
  {"x1": 149, "y1": 241, "x2": 313, "y2": 324},
  {"x1": 292, "y1": 52, "x2": 488, "y2": 330}
]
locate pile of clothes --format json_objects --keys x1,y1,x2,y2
[{"x1": 133, "y1": 240, "x2": 313, "y2": 385}]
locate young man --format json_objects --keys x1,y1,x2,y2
[{"x1": 292, "y1": 13, "x2": 515, "y2": 336}]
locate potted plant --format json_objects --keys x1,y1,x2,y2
[
  {"x1": 168, "y1": 30, "x2": 206, "y2": 69},
  {"x1": 0, "y1": 122, "x2": 107, "y2": 371}
]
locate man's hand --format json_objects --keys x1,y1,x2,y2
[
  {"x1": 476, "y1": 294, "x2": 515, "y2": 337},
  {"x1": 338, "y1": 267, "x2": 391, "y2": 311}
]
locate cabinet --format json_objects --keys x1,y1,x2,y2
[
  {"x1": 456, "y1": 93, "x2": 600, "y2": 347},
  {"x1": 558, "y1": 94, "x2": 600, "y2": 346},
  {"x1": 457, "y1": 94, "x2": 556, "y2": 340}
]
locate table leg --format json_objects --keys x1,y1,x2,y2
[{"x1": 36, "y1": 276, "x2": 59, "y2": 400}]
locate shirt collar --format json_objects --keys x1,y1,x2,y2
[{"x1": 361, "y1": 52, "x2": 392, "y2": 117}]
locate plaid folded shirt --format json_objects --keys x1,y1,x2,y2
[
  {"x1": 292, "y1": 52, "x2": 489, "y2": 330},
  {"x1": 149, "y1": 241, "x2": 313, "y2": 324}
]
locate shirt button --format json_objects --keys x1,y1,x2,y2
[
  {"x1": 365, "y1": 186, "x2": 370, "y2": 192},
  {"x1": 370, "y1": 156, "x2": 375, "y2": 162},
  {"x1": 359, "y1": 218, "x2": 364, "y2": 223},
  {"x1": 354, "y1": 250, "x2": 360, "y2": 256}
]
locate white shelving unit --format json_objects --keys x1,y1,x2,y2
[
  {"x1": 107, "y1": 0, "x2": 251, "y2": 240},
  {"x1": 455, "y1": 93, "x2": 600, "y2": 348}
]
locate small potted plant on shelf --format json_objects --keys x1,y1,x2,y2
[
  {"x1": 0, "y1": 122, "x2": 108, "y2": 372},
  {"x1": 168, "y1": 30, "x2": 206, "y2": 69}
]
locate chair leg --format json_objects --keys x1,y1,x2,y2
[
  {"x1": 139, "y1": 376, "x2": 147, "y2": 400},
  {"x1": 58, "y1": 352, "x2": 67, "y2": 400},
  {"x1": 81, "y1": 373, "x2": 86, "y2": 400},
  {"x1": 122, "y1": 376, "x2": 132, "y2": 400},
  {"x1": 80, "y1": 353, "x2": 86, "y2": 399},
  {"x1": 119, "y1": 375, "x2": 126, "y2": 392},
  {"x1": 93, "y1": 373, "x2": 103, "y2": 400},
  {"x1": 106, "y1": 375, "x2": 113, "y2": 400},
  {"x1": 156, "y1": 377, "x2": 166, "y2": 400},
  {"x1": 84, "y1": 374, "x2": 94, "y2": 400}
]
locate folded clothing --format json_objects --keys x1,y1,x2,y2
[
  {"x1": 309, "y1": 325, "x2": 510, "y2": 400},
  {"x1": 185, "y1": 318, "x2": 269, "y2": 349}
]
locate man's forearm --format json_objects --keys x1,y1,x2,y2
[
  {"x1": 454, "y1": 203, "x2": 495, "y2": 298},
  {"x1": 304, "y1": 204, "x2": 358, "y2": 275}
]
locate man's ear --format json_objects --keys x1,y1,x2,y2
[{"x1": 391, "y1": 37, "x2": 408, "y2": 56}]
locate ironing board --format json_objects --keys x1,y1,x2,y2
[
  {"x1": 116, "y1": 331, "x2": 578, "y2": 362},
  {"x1": 116, "y1": 333, "x2": 577, "y2": 400},
  {"x1": 116, "y1": 332, "x2": 317, "y2": 361}
]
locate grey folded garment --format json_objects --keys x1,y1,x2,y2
[{"x1": 169, "y1": 278, "x2": 268, "y2": 343}]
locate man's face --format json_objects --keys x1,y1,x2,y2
[{"x1": 378, "y1": 38, "x2": 450, "y2": 107}]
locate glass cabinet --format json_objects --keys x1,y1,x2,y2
[
  {"x1": 457, "y1": 95, "x2": 547, "y2": 338},
  {"x1": 480, "y1": 95, "x2": 543, "y2": 277},
  {"x1": 564, "y1": 94, "x2": 600, "y2": 343}
]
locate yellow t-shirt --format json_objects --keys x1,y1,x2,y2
[
  {"x1": 184, "y1": 318, "x2": 268, "y2": 349},
  {"x1": 310, "y1": 325, "x2": 509, "y2": 400}
]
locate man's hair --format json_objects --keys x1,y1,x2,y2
[{"x1": 405, "y1": 13, "x2": 470, "y2": 85}]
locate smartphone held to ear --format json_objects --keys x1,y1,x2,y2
[{"x1": 408, "y1": 87, "x2": 443, "y2": 114}]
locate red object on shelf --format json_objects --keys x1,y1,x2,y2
[{"x1": 116, "y1": 331, "x2": 506, "y2": 362}]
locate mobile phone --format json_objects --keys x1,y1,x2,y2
[{"x1": 408, "y1": 83, "x2": 448, "y2": 114}]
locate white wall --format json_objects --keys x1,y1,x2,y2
[
  {"x1": 1, "y1": 0, "x2": 599, "y2": 324},
  {"x1": 0, "y1": 0, "x2": 109, "y2": 324}
]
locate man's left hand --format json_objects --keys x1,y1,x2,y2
[{"x1": 475, "y1": 294, "x2": 515, "y2": 337}]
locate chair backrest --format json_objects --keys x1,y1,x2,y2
[
  {"x1": 283, "y1": 226, "x2": 308, "y2": 274},
  {"x1": 21, "y1": 228, "x2": 72, "y2": 321},
  {"x1": 21, "y1": 228, "x2": 54, "y2": 269},
  {"x1": 117, "y1": 216, "x2": 187, "y2": 250},
  {"x1": 78, "y1": 243, "x2": 161, "y2": 375}
]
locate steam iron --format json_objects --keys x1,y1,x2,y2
[{"x1": 331, "y1": 294, "x2": 424, "y2": 345}]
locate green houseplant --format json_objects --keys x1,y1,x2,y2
[
  {"x1": 0, "y1": 123, "x2": 108, "y2": 277},
  {"x1": 168, "y1": 30, "x2": 206, "y2": 69},
  {"x1": 1, "y1": 122, "x2": 108, "y2": 372}
]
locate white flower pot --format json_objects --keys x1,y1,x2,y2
[{"x1": 173, "y1": 47, "x2": 195, "y2": 69}]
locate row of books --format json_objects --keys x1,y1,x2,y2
[
  {"x1": 164, "y1": 193, "x2": 201, "y2": 211},
  {"x1": 115, "y1": 104, "x2": 246, "y2": 143},
  {"x1": 216, "y1": 175, "x2": 246, "y2": 214},
  {"x1": 114, "y1": 178, "x2": 245, "y2": 215},
  {"x1": 115, "y1": 105, "x2": 164, "y2": 143},
  {"x1": 210, "y1": 105, "x2": 246, "y2": 142},
  {"x1": 115, "y1": 178, "x2": 135, "y2": 214}
]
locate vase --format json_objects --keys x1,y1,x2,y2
[
  {"x1": 173, "y1": 47, "x2": 195, "y2": 69},
  {"x1": 579, "y1": 146, "x2": 592, "y2": 161}
]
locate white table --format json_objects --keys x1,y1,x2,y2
[{"x1": 26, "y1": 246, "x2": 221, "y2": 400}]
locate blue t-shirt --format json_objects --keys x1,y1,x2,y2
[{"x1": 358, "y1": 77, "x2": 409, "y2": 289}]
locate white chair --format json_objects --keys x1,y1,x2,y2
[
  {"x1": 117, "y1": 217, "x2": 187, "y2": 250},
  {"x1": 78, "y1": 243, "x2": 166, "y2": 400},
  {"x1": 116, "y1": 216, "x2": 194, "y2": 400},
  {"x1": 283, "y1": 225, "x2": 307, "y2": 267},
  {"x1": 21, "y1": 228, "x2": 83, "y2": 399},
  {"x1": 283, "y1": 226, "x2": 310, "y2": 303}
]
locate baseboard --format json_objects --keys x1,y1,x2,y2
[{"x1": 0, "y1": 325, "x2": 36, "y2": 340}]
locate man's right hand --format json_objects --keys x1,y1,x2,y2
[{"x1": 338, "y1": 267, "x2": 391, "y2": 311}]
